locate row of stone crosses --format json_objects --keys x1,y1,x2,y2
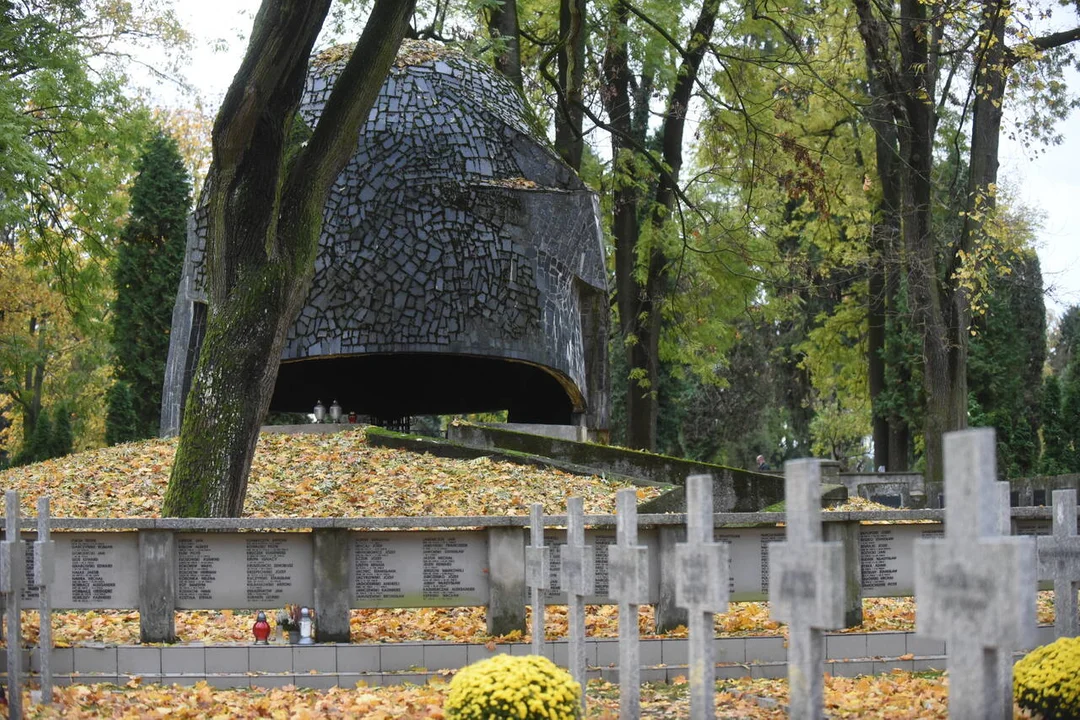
[
  {"x1": 0, "y1": 428, "x2": 1078, "y2": 719},
  {"x1": 529, "y1": 429, "x2": 1080, "y2": 720}
]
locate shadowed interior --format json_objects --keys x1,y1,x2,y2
[{"x1": 270, "y1": 353, "x2": 576, "y2": 423}]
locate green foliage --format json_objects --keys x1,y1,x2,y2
[
  {"x1": 1049, "y1": 306, "x2": 1080, "y2": 376},
  {"x1": 1040, "y1": 375, "x2": 1070, "y2": 475},
  {"x1": 110, "y1": 130, "x2": 192, "y2": 441},
  {"x1": 105, "y1": 382, "x2": 139, "y2": 447},
  {"x1": 1014, "y1": 636, "x2": 1080, "y2": 720},
  {"x1": 50, "y1": 404, "x2": 74, "y2": 458},
  {"x1": 13, "y1": 408, "x2": 53, "y2": 466},
  {"x1": 445, "y1": 654, "x2": 581, "y2": 720},
  {"x1": 1062, "y1": 364, "x2": 1080, "y2": 472},
  {"x1": 967, "y1": 249, "x2": 1046, "y2": 477}
]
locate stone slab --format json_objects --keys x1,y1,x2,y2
[
  {"x1": 175, "y1": 533, "x2": 313, "y2": 610},
  {"x1": 351, "y1": 531, "x2": 489, "y2": 608}
]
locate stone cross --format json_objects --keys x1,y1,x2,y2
[
  {"x1": 1037, "y1": 489, "x2": 1080, "y2": 638},
  {"x1": 35, "y1": 496, "x2": 56, "y2": 703},
  {"x1": 768, "y1": 459, "x2": 845, "y2": 720},
  {"x1": 1, "y1": 490, "x2": 25, "y2": 718},
  {"x1": 993, "y1": 480, "x2": 1016, "y2": 720},
  {"x1": 675, "y1": 475, "x2": 731, "y2": 720},
  {"x1": 608, "y1": 488, "x2": 649, "y2": 720},
  {"x1": 525, "y1": 503, "x2": 550, "y2": 657},
  {"x1": 914, "y1": 428, "x2": 1036, "y2": 720},
  {"x1": 560, "y1": 496, "x2": 594, "y2": 713}
]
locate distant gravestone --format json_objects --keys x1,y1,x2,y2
[
  {"x1": 1, "y1": 490, "x2": 25, "y2": 718},
  {"x1": 675, "y1": 475, "x2": 731, "y2": 720},
  {"x1": 914, "y1": 429, "x2": 1036, "y2": 720},
  {"x1": 769, "y1": 460, "x2": 844, "y2": 720},
  {"x1": 525, "y1": 503, "x2": 550, "y2": 656},
  {"x1": 1037, "y1": 489, "x2": 1080, "y2": 638},
  {"x1": 608, "y1": 488, "x2": 649, "y2": 720},
  {"x1": 560, "y1": 497, "x2": 594, "y2": 714}
]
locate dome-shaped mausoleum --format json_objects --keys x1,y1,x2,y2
[{"x1": 161, "y1": 41, "x2": 609, "y2": 433}]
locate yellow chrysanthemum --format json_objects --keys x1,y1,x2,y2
[
  {"x1": 445, "y1": 654, "x2": 581, "y2": 720},
  {"x1": 1015, "y1": 636, "x2": 1080, "y2": 720}
]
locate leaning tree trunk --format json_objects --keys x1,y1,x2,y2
[{"x1": 162, "y1": 0, "x2": 415, "y2": 517}]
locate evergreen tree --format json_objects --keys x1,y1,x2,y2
[
  {"x1": 50, "y1": 404, "x2": 74, "y2": 458},
  {"x1": 105, "y1": 382, "x2": 139, "y2": 446},
  {"x1": 1040, "y1": 375, "x2": 1068, "y2": 475},
  {"x1": 15, "y1": 409, "x2": 54, "y2": 466},
  {"x1": 967, "y1": 250, "x2": 1046, "y2": 477},
  {"x1": 1062, "y1": 363, "x2": 1080, "y2": 472},
  {"x1": 108, "y1": 130, "x2": 191, "y2": 442}
]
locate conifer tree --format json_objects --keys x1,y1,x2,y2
[
  {"x1": 108, "y1": 131, "x2": 191, "y2": 442},
  {"x1": 105, "y1": 382, "x2": 139, "y2": 446},
  {"x1": 1040, "y1": 375, "x2": 1068, "y2": 475},
  {"x1": 50, "y1": 404, "x2": 73, "y2": 458}
]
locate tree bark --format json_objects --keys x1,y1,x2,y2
[
  {"x1": 162, "y1": 0, "x2": 416, "y2": 517},
  {"x1": 487, "y1": 0, "x2": 523, "y2": 91},
  {"x1": 601, "y1": 0, "x2": 718, "y2": 450},
  {"x1": 555, "y1": 0, "x2": 585, "y2": 169}
]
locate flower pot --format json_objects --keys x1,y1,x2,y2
[{"x1": 288, "y1": 629, "x2": 301, "y2": 644}]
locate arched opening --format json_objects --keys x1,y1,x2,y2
[{"x1": 270, "y1": 353, "x2": 577, "y2": 424}]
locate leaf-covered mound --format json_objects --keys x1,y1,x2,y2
[{"x1": 0, "y1": 427, "x2": 661, "y2": 518}]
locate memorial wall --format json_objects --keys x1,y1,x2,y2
[{"x1": 10, "y1": 518, "x2": 1058, "y2": 611}]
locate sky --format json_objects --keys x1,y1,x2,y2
[{"x1": 163, "y1": 1, "x2": 1080, "y2": 319}]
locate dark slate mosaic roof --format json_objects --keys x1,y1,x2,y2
[{"x1": 177, "y1": 39, "x2": 606, "y2": 414}]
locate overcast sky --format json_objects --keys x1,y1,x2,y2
[{"x1": 163, "y1": 1, "x2": 1080, "y2": 319}]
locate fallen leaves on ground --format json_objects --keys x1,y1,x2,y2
[
  {"x1": 0, "y1": 428, "x2": 662, "y2": 518},
  {"x1": 6, "y1": 592, "x2": 1058, "y2": 647},
  {"x1": 18, "y1": 673, "x2": 966, "y2": 719}
]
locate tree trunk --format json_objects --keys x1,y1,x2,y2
[
  {"x1": 555, "y1": 0, "x2": 585, "y2": 169},
  {"x1": 162, "y1": 0, "x2": 416, "y2": 517},
  {"x1": 487, "y1": 0, "x2": 523, "y2": 91},
  {"x1": 602, "y1": 0, "x2": 718, "y2": 450}
]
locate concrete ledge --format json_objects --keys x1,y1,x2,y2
[{"x1": 9, "y1": 625, "x2": 1059, "y2": 688}]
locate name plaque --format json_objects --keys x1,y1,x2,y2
[
  {"x1": 544, "y1": 529, "x2": 660, "y2": 604},
  {"x1": 715, "y1": 528, "x2": 784, "y2": 602},
  {"x1": 351, "y1": 531, "x2": 489, "y2": 608},
  {"x1": 175, "y1": 533, "x2": 313, "y2": 609},
  {"x1": 49, "y1": 533, "x2": 140, "y2": 609}
]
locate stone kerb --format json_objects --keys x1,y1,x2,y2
[{"x1": 914, "y1": 429, "x2": 1037, "y2": 720}]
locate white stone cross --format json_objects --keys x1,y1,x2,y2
[
  {"x1": 675, "y1": 475, "x2": 731, "y2": 720},
  {"x1": 36, "y1": 496, "x2": 56, "y2": 704},
  {"x1": 1, "y1": 490, "x2": 25, "y2": 719},
  {"x1": 608, "y1": 488, "x2": 649, "y2": 720},
  {"x1": 768, "y1": 459, "x2": 844, "y2": 720},
  {"x1": 914, "y1": 429, "x2": 1036, "y2": 720},
  {"x1": 1038, "y1": 489, "x2": 1080, "y2": 638},
  {"x1": 525, "y1": 503, "x2": 550, "y2": 657},
  {"x1": 560, "y1": 496, "x2": 594, "y2": 713}
]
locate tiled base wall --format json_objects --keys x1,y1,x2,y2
[{"x1": 3, "y1": 626, "x2": 1057, "y2": 689}]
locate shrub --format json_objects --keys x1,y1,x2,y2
[
  {"x1": 1014, "y1": 636, "x2": 1080, "y2": 719},
  {"x1": 445, "y1": 654, "x2": 581, "y2": 720}
]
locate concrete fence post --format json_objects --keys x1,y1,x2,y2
[
  {"x1": 138, "y1": 530, "x2": 176, "y2": 643},
  {"x1": 486, "y1": 526, "x2": 526, "y2": 636},
  {"x1": 654, "y1": 524, "x2": 688, "y2": 633},
  {"x1": 313, "y1": 528, "x2": 352, "y2": 643},
  {"x1": 823, "y1": 519, "x2": 863, "y2": 627}
]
